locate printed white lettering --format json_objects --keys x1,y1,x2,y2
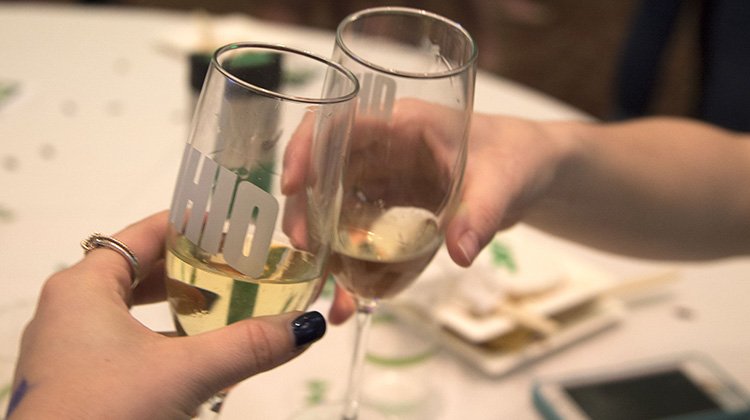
[
  {"x1": 169, "y1": 143, "x2": 279, "y2": 277},
  {"x1": 358, "y1": 73, "x2": 396, "y2": 119},
  {"x1": 223, "y1": 181, "x2": 278, "y2": 277}
]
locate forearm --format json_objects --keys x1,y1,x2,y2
[{"x1": 526, "y1": 117, "x2": 750, "y2": 260}]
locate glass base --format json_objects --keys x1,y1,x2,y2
[
  {"x1": 288, "y1": 402, "x2": 389, "y2": 420},
  {"x1": 361, "y1": 370, "x2": 434, "y2": 419}
]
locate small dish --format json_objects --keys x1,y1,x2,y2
[{"x1": 388, "y1": 229, "x2": 626, "y2": 376}]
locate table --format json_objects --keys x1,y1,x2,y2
[{"x1": 1, "y1": 4, "x2": 749, "y2": 419}]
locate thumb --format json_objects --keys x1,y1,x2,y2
[
  {"x1": 180, "y1": 311, "x2": 326, "y2": 395},
  {"x1": 328, "y1": 285, "x2": 356, "y2": 325},
  {"x1": 445, "y1": 186, "x2": 512, "y2": 268}
]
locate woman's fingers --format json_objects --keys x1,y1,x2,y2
[
  {"x1": 76, "y1": 211, "x2": 169, "y2": 302},
  {"x1": 328, "y1": 285, "x2": 356, "y2": 325},
  {"x1": 180, "y1": 311, "x2": 326, "y2": 395},
  {"x1": 282, "y1": 111, "x2": 316, "y2": 195}
]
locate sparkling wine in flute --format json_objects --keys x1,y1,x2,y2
[
  {"x1": 164, "y1": 42, "x2": 359, "y2": 418},
  {"x1": 290, "y1": 7, "x2": 475, "y2": 419},
  {"x1": 165, "y1": 230, "x2": 325, "y2": 336},
  {"x1": 329, "y1": 206, "x2": 442, "y2": 301}
]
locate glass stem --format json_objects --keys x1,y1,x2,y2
[{"x1": 341, "y1": 300, "x2": 377, "y2": 420}]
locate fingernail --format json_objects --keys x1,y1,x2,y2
[
  {"x1": 292, "y1": 311, "x2": 326, "y2": 347},
  {"x1": 457, "y1": 231, "x2": 479, "y2": 265}
]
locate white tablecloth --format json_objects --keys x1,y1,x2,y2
[{"x1": 1, "y1": 4, "x2": 748, "y2": 419}]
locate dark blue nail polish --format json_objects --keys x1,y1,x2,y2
[{"x1": 292, "y1": 311, "x2": 326, "y2": 347}]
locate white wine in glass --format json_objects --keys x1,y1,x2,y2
[
  {"x1": 330, "y1": 207, "x2": 442, "y2": 302},
  {"x1": 166, "y1": 43, "x2": 359, "y2": 418},
  {"x1": 166, "y1": 234, "x2": 324, "y2": 336},
  {"x1": 296, "y1": 7, "x2": 477, "y2": 420}
]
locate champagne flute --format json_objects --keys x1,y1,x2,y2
[
  {"x1": 165, "y1": 43, "x2": 358, "y2": 418},
  {"x1": 299, "y1": 7, "x2": 477, "y2": 419}
]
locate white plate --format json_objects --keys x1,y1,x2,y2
[
  {"x1": 386, "y1": 228, "x2": 627, "y2": 376},
  {"x1": 389, "y1": 297, "x2": 625, "y2": 377},
  {"x1": 433, "y1": 258, "x2": 616, "y2": 343}
]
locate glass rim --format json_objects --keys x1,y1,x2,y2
[
  {"x1": 211, "y1": 42, "x2": 360, "y2": 104},
  {"x1": 335, "y1": 6, "x2": 478, "y2": 79}
]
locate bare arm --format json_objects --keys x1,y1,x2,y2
[
  {"x1": 446, "y1": 115, "x2": 750, "y2": 264},
  {"x1": 328, "y1": 111, "x2": 750, "y2": 324}
]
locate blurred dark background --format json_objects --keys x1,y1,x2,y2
[{"x1": 7, "y1": 0, "x2": 705, "y2": 122}]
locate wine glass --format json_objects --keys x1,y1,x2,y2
[
  {"x1": 165, "y1": 43, "x2": 359, "y2": 418},
  {"x1": 297, "y1": 7, "x2": 477, "y2": 419}
]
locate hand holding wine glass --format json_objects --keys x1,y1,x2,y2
[
  {"x1": 166, "y1": 43, "x2": 358, "y2": 418},
  {"x1": 5, "y1": 212, "x2": 328, "y2": 420},
  {"x1": 329, "y1": 100, "x2": 469, "y2": 300},
  {"x1": 283, "y1": 99, "x2": 475, "y2": 320},
  {"x1": 293, "y1": 7, "x2": 477, "y2": 419}
]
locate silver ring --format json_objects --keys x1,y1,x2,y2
[{"x1": 81, "y1": 233, "x2": 142, "y2": 289}]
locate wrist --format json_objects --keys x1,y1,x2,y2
[
  {"x1": 523, "y1": 119, "x2": 593, "y2": 220},
  {"x1": 542, "y1": 119, "x2": 588, "y2": 173}
]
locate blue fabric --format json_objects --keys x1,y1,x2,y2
[
  {"x1": 614, "y1": 0, "x2": 683, "y2": 120},
  {"x1": 615, "y1": 0, "x2": 750, "y2": 132},
  {"x1": 699, "y1": 0, "x2": 750, "y2": 131}
]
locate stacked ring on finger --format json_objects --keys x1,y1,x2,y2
[{"x1": 81, "y1": 233, "x2": 142, "y2": 289}]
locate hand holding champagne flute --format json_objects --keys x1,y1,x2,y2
[
  {"x1": 293, "y1": 7, "x2": 477, "y2": 419},
  {"x1": 328, "y1": 102, "x2": 469, "y2": 302},
  {"x1": 165, "y1": 43, "x2": 359, "y2": 418}
]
